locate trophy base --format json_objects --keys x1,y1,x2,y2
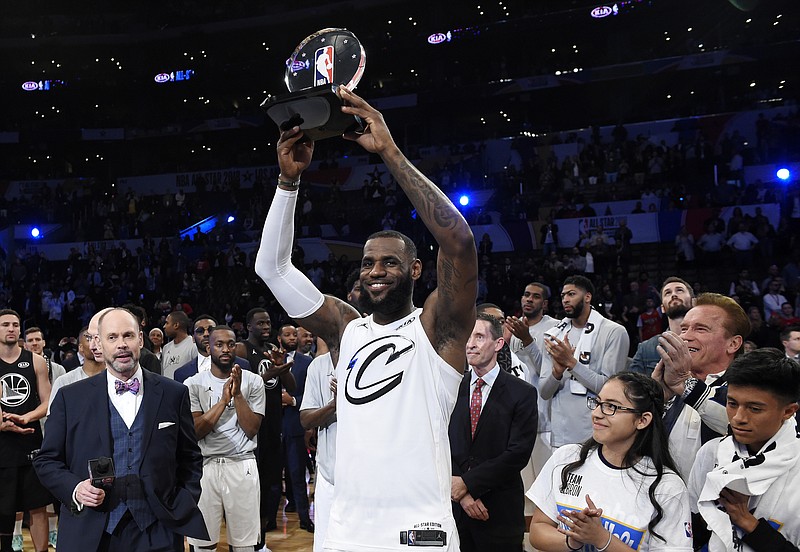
[{"x1": 262, "y1": 85, "x2": 363, "y2": 141}]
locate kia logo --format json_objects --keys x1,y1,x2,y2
[
  {"x1": 591, "y1": 6, "x2": 613, "y2": 18},
  {"x1": 21, "y1": 81, "x2": 39, "y2": 91},
  {"x1": 154, "y1": 73, "x2": 171, "y2": 83}
]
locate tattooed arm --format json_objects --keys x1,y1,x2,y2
[{"x1": 340, "y1": 88, "x2": 477, "y2": 373}]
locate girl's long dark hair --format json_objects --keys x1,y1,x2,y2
[{"x1": 558, "y1": 372, "x2": 678, "y2": 543}]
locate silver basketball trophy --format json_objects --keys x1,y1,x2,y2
[{"x1": 263, "y1": 28, "x2": 366, "y2": 141}]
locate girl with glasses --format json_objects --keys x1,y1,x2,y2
[{"x1": 527, "y1": 372, "x2": 692, "y2": 551}]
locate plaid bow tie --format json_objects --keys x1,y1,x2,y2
[{"x1": 115, "y1": 378, "x2": 140, "y2": 395}]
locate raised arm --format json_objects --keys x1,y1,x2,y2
[
  {"x1": 254, "y1": 127, "x2": 359, "y2": 364},
  {"x1": 340, "y1": 87, "x2": 478, "y2": 370}
]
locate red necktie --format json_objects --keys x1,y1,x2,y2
[{"x1": 470, "y1": 378, "x2": 485, "y2": 439}]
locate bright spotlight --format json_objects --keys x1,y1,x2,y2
[
  {"x1": 776, "y1": 168, "x2": 791, "y2": 181},
  {"x1": 30, "y1": 227, "x2": 41, "y2": 238},
  {"x1": 459, "y1": 195, "x2": 470, "y2": 206},
  {"x1": 227, "y1": 215, "x2": 235, "y2": 223}
]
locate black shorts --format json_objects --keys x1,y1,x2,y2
[{"x1": 0, "y1": 465, "x2": 53, "y2": 514}]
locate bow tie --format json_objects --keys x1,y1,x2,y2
[{"x1": 115, "y1": 378, "x2": 140, "y2": 395}]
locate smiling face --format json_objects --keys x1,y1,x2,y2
[
  {"x1": 149, "y1": 328, "x2": 164, "y2": 348},
  {"x1": 679, "y1": 305, "x2": 742, "y2": 379},
  {"x1": 590, "y1": 379, "x2": 652, "y2": 451},
  {"x1": 359, "y1": 237, "x2": 420, "y2": 319},
  {"x1": 99, "y1": 309, "x2": 142, "y2": 380}
]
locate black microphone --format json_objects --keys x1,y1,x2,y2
[{"x1": 88, "y1": 456, "x2": 116, "y2": 489}]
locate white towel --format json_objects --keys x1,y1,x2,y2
[
  {"x1": 698, "y1": 417, "x2": 800, "y2": 551},
  {"x1": 544, "y1": 307, "x2": 605, "y2": 395}
]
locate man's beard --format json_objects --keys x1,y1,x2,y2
[
  {"x1": 212, "y1": 354, "x2": 235, "y2": 373},
  {"x1": 666, "y1": 303, "x2": 690, "y2": 320},
  {"x1": 360, "y1": 271, "x2": 414, "y2": 316},
  {"x1": 523, "y1": 305, "x2": 542, "y2": 319},
  {"x1": 280, "y1": 340, "x2": 297, "y2": 352},
  {"x1": 564, "y1": 301, "x2": 585, "y2": 319}
]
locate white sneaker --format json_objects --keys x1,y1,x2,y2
[
  {"x1": 254, "y1": 546, "x2": 272, "y2": 552},
  {"x1": 11, "y1": 534, "x2": 23, "y2": 552}
]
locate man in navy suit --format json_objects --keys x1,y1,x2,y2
[
  {"x1": 449, "y1": 313, "x2": 538, "y2": 552},
  {"x1": 174, "y1": 315, "x2": 251, "y2": 384},
  {"x1": 34, "y1": 308, "x2": 208, "y2": 552},
  {"x1": 277, "y1": 324, "x2": 315, "y2": 533}
]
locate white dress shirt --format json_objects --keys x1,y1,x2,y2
[
  {"x1": 198, "y1": 353, "x2": 212, "y2": 373},
  {"x1": 469, "y1": 363, "x2": 500, "y2": 413},
  {"x1": 107, "y1": 366, "x2": 144, "y2": 428}
]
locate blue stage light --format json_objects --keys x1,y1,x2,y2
[
  {"x1": 459, "y1": 195, "x2": 470, "y2": 206},
  {"x1": 31, "y1": 227, "x2": 41, "y2": 238},
  {"x1": 776, "y1": 168, "x2": 791, "y2": 181},
  {"x1": 227, "y1": 215, "x2": 235, "y2": 223}
]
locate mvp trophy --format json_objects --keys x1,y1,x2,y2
[{"x1": 263, "y1": 28, "x2": 366, "y2": 141}]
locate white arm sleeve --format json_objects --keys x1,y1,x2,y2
[{"x1": 254, "y1": 187, "x2": 325, "y2": 319}]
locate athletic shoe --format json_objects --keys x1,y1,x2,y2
[
  {"x1": 49, "y1": 529, "x2": 58, "y2": 548},
  {"x1": 11, "y1": 534, "x2": 23, "y2": 552}
]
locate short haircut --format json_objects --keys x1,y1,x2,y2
[
  {"x1": 78, "y1": 326, "x2": 89, "y2": 340},
  {"x1": 246, "y1": 307, "x2": 268, "y2": 325},
  {"x1": 193, "y1": 314, "x2": 217, "y2": 330},
  {"x1": 0, "y1": 309, "x2": 21, "y2": 323},
  {"x1": 477, "y1": 303, "x2": 504, "y2": 317},
  {"x1": 780, "y1": 325, "x2": 800, "y2": 343},
  {"x1": 25, "y1": 327, "x2": 44, "y2": 338},
  {"x1": 562, "y1": 275, "x2": 594, "y2": 296},
  {"x1": 167, "y1": 310, "x2": 191, "y2": 332},
  {"x1": 209, "y1": 325, "x2": 236, "y2": 341},
  {"x1": 726, "y1": 347, "x2": 800, "y2": 404},
  {"x1": 279, "y1": 324, "x2": 297, "y2": 334},
  {"x1": 660, "y1": 277, "x2": 694, "y2": 298},
  {"x1": 695, "y1": 293, "x2": 750, "y2": 338},
  {"x1": 476, "y1": 312, "x2": 503, "y2": 341},
  {"x1": 366, "y1": 230, "x2": 418, "y2": 260},
  {"x1": 525, "y1": 282, "x2": 550, "y2": 300}
]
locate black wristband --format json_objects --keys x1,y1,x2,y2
[{"x1": 277, "y1": 176, "x2": 300, "y2": 189}]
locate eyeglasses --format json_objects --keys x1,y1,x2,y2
[{"x1": 587, "y1": 396, "x2": 642, "y2": 416}]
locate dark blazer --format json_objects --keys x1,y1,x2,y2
[
  {"x1": 449, "y1": 368, "x2": 538, "y2": 546},
  {"x1": 173, "y1": 355, "x2": 252, "y2": 384},
  {"x1": 282, "y1": 352, "x2": 311, "y2": 438},
  {"x1": 34, "y1": 369, "x2": 208, "y2": 552}
]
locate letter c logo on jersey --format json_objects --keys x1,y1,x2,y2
[{"x1": 345, "y1": 335, "x2": 414, "y2": 405}]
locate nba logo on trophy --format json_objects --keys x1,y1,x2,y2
[{"x1": 315, "y1": 46, "x2": 334, "y2": 85}]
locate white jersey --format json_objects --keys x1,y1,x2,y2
[
  {"x1": 299, "y1": 352, "x2": 337, "y2": 484},
  {"x1": 327, "y1": 308, "x2": 461, "y2": 552},
  {"x1": 527, "y1": 444, "x2": 692, "y2": 552},
  {"x1": 185, "y1": 369, "x2": 266, "y2": 458}
]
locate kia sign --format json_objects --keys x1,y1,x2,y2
[
  {"x1": 591, "y1": 5, "x2": 614, "y2": 18},
  {"x1": 427, "y1": 31, "x2": 452, "y2": 45},
  {"x1": 154, "y1": 73, "x2": 171, "y2": 83},
  {"x1": 21, "y1": 81, "x2": 39, "y2": 91}
]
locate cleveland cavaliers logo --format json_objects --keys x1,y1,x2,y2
[
  {"x1": 345, "y1": 335, "x2": 414, "y2": 405},
  {"x1": 0, "y1": 373, "x2": 30, "y2": 407}
]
